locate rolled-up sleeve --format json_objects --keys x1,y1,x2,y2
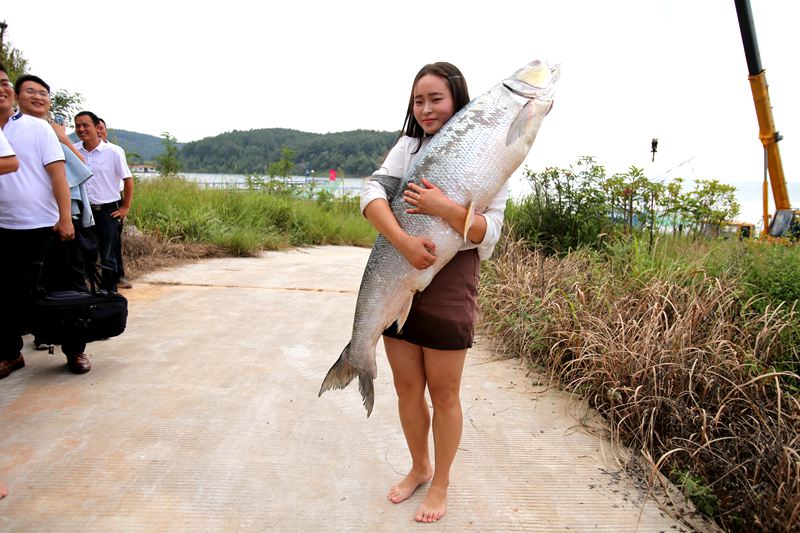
[
  {"x1": 359, "y1": 178, "x2": 392, "y2": 215},
  {"x1": 360, "y1": 136, "x2": 412, "y2": 216},
  {"x1": 475, "y1": 181, "x2": 509, "y2": 260}
]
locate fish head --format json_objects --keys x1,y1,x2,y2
[{"x1": 503, "y1": 60, "x2": 560, "y2": 104}]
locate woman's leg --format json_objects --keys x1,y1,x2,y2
[
  {"x1": 384, "y1": 336, "x2": 434, "y2": 503},
  {"x1": 415, "y1": 347, "x2": 468, "y2": 523}
]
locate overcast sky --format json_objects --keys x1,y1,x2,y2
[{"x1": 3, "y1": 0, "x2": 799, "y2": 209}]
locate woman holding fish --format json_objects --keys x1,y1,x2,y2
[{"x1": 360, "y1": 62, "x2": 508, "y2": 523}]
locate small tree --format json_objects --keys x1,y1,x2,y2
[
  {"x1": 662, "y1": 177, "x2": 686, "y2": 235},
  {"x1": 685, "y1": 179, "x2": 740, "y2": 237},
  {"x1": 267, "y1": 146, "x2": 295, "y2": 180},
  {"x1": 513, "y1": 156, "x2": 611, "y2": 254},
  {"x1": 246, "y1": 146, "x2": 296, "y2": 194},
  {"x1": 155, "y1": 132, "x2": 181, "y2": 177},
  {"x1": 50, "y1": 89, "x2": 84, "y2": 126},
  {"x1": 0, "y1": 21, "x2": 28, "y2": 82}
]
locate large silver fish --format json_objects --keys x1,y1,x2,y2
[{"x1": 319, "y1": 59, "x2": 559, "y2": 416}]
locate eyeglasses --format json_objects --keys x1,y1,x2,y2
[
  {"x1": 0, "y1": 79, "x2": 13, "y2": 88},
  {"x1": 22, "y1": 87, "x2": 50, "y2": 98}
]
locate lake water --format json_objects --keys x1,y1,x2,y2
[
  {"x1": 179, "y1": 172, "x2": 366, "y2": 195},
  {"x1": 147, "y1": 172, "x2": 799, "y2": 234}
]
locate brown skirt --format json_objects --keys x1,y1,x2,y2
[{"x1": 383, "y1": 249, "x2": 480, "y2": 350}]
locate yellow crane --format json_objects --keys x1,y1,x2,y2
[{"x1": 734, "y1": 0, "x2": 797, "y2": 237}]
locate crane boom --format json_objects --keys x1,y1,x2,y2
[{"x1": 733, "y1": 0, "x2": 794, "y2": 235}]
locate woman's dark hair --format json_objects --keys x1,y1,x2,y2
[{"x1": 399, "y1": 62, "x2": 470, "y2": 150}]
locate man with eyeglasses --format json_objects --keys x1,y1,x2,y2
[
  {"x1": 14, "y1": 73, "x2": 99, "y2": 366},
  {"x1": 0, "y1": 64, "x2": 78, "y2": 379},
  {"x1": 15, "y1": 74, "x2": 86, "y2": 164},
  {"x1": 74, "y1": 110, "x2": 133, "y2": 293}
]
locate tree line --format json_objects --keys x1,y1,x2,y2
[
  {"x1": 179, "y1": 128, "x2": 398, "y2": 177},
  {"x1": 510, "y1": 156, "x2": 742, "y2": 253}
]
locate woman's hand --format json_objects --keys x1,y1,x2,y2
[
  {"x1": 403, "y1": 178, "x2": 452, "y2": 216},
  {"x1": 398, "y1": 234, "x2": 437, "y2": 270}
]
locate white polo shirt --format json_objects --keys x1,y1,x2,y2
[
  {"x1": 0, "y1": 127, "x2": 14, "y2": 158},
  {"x1": 0, "y1": 112, "x2": 65, "y2": 229},
  {"x1": 74, "y1": 140, "x2": 130, "y2": 204}
]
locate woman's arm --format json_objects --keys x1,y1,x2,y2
[
  {"x1": 363, "y1": 198, "x2": 437, "y2": 270},
  {"x1": 402, "y1": 178, "x2": 489, "y2": 243}
]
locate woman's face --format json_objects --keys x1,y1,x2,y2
[{"x1": 412, "y1": 74, "x2": 455, "y2": 136}]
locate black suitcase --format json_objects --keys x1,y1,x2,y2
[
  {"x1": 27, "y1": 225, "x2": 128, "y2": 346},
  {"x1": 28, "y1": 290, "x2": 128, "y2": 345}
]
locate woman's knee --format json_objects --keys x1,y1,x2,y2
[
  {"x1": 427, "y1": 384, "x2": 461, "y2": 411},
  {"x1": 393, "y1": 377, "x2": 426, "y2": 401}
]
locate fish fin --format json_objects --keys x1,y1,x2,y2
[
  {"x1": 394, "y1": 295, "x2": 415, "y2": 333},
  {"x1": 463, "y1": 201, "x2": 476, "y2": 243},
  {"x1": 318, "y1": 343, "x2": 357, "y2": 395},
  {"x1": 358, "y1": 371, "x2": 375, "y2": 417},
  {"x1": 319, "y1": 343, "x2": 376, "y2": 417},
  {"x1": 505, "y1": 100, "x2": 533, "y2": 147}
]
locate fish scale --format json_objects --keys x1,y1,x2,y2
[{"x1": 320, "y1": 59, "x2": 560, "y2": 416}]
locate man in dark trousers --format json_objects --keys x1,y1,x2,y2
[
  {"x1": 0, "y1": 64, "x2": 92, "y2": 377},
  {"x1": 73, "y1": 111, "x2": 133, "y2": 292},
  {"x1": 97, "y1": 117, "x2": 133, "y2": 289}
]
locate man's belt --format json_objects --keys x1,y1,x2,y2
[{"x1": 90, "y1": 201, "x2": 120, "y2": 210}]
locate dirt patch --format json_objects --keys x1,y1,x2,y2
[{"x1": 121, "y1": 228, "x2": 232, "y2": 280}]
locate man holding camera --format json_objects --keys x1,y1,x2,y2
[{"x1": 73, "y1": 110, "x2": 133, "y2": 293}]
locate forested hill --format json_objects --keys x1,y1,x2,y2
[
  {"x1": 68, "y1": 129, "x2": 172, "y2": 163},
  {"x1": 109, "y1": 130, "x2": 177, "y2": 162},
  {"x1": 180, "y1": 128, "x2": 398, "y2": 177}
]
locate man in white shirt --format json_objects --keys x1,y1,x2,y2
[
  {"x1": 96, "y1": 117, "x2": 133, "y2": 289},
  {"x1": 0, "y1": 64, "x2": 89, "y2": 378},
  {"x1": 73, "y1": 111, "x2": 133, "y2": 292}
]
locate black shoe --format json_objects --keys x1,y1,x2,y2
[{"x1": 66, "y1": 353, "x2": 91, "y2": 374}]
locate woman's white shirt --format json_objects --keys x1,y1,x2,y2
[{"x1": 360, "y1": 135, "x2": 507, "y2": 260}]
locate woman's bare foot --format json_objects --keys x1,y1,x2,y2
[
  {"x1": 415, "y1": 484, "x2": 447, "y2": 523},
  {"x1": 387, "y1": 467, "x2": 433, "y2": 504},
  {"x1": 0, "y1": 482, "x2": 8, "y2": 500}
]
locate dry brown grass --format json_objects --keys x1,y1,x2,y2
[
  {"x1": 121, "y1": 226, "x2": 231, "y2": 280},
  {"x1": 480, "y1": 236, "x2": 800, "y2": 532}
]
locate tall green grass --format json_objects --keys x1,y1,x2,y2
[{"x1": 129, "y1": 176, "x2": 376, "y2": 255}]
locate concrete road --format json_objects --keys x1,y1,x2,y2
[{"x1": 1, "y1": 246, "x2": 697, "y2": 532}]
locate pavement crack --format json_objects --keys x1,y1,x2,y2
[{"x1": 141, "y1": 280, "x2": 356, "y2": 294}]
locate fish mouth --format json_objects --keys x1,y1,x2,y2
[{"x1": 503, "y1": 60, "x2": 559, "y2": 100}]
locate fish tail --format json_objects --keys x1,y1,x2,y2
[
  {"x1": 358, "y1": 372, "x2": 375, "y2": 417},
  {"x1": 319, "y1": 343, "x2": 357, "y2": 395},
  {"x1": 318, "y1": 343, "x2": 375, "y2": 417}
]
